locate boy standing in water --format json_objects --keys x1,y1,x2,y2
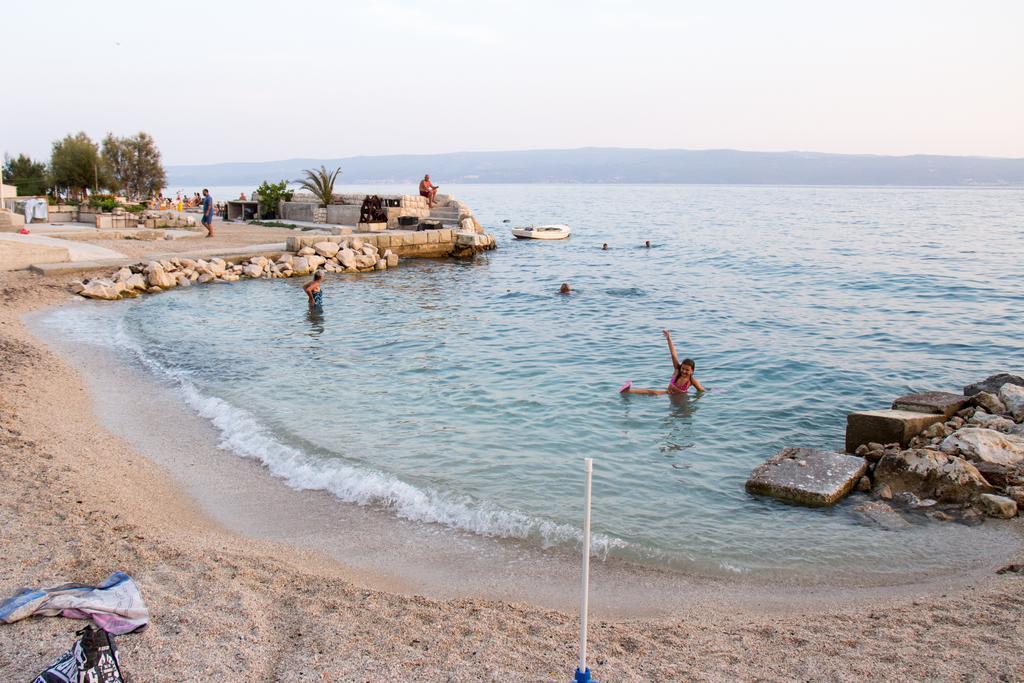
[
  {"x1": 620, "y1": 329, "x2": 705, "y2": 395},
  {"x1": 304, "y1": 270, "x2": 324, "y2": 309}
]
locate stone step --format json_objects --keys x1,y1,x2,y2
[{"x1": 845, "y1": 409, "x2": 945, "y2": 453}]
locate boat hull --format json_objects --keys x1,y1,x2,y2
[{"x1": 511, "y1": 224, "x2": 571, "y2": 240}]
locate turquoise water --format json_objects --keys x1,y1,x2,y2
[{"x1": 49, "y1": 185, "x2": 1024, "y2": 578}]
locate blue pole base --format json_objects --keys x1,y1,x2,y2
[{"x1": 574, "y1": 666, "x2": 593, "y2": 683}]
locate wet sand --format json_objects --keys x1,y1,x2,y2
[{"x1": 2, "y1": 267, "x2": 1023, "y2": 680}]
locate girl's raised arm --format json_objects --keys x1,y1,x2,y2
[{"x1": 663, "y1": 329, "x2": 681, "y2": 369}]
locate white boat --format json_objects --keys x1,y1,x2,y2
[{"x1": 511, "y1": 224, "x2": 571, "y2": 240}]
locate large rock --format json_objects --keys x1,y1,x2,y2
[
  {"x1": 972, "y1": 459, "x2": 1024, "y2": 489},
  {"x1": 145, "y1": 262, "x2": 176, "y2": 289},
  {"x1": 891, "y1": 391, "x2": 971, "y2": 419},
  {"x1": 80, "y1": 279, "x2": 122, "y2": 300},
  {"x1": 124, "y1": 273, "x2": 147, "y2": 291},
  {"x1": 338, "y1": 248, "x2": 357, "y2": 270},
  {"x1": 306, "y1": 254, "x2": 326, "y2": 270},
  {"x1": 208, "y1": 258, "x2": 228, "y2": 277},
  {"x1": 1006, "y1": 486, "x2": 1024, "y2": 506},
  {"x1": 978, "y1": 494, "x2": 1018, "y2": 519},
  {"x1": 940, "y1": 428, "x2": 1024, "y2": 466},
  {"x1": 243, "y1": 263, "x2": 263, "y2": 278},
  {"x1": 972, "y1": 392, "x2": 1007, "y2": 416},
  {"x1": 999, "y1": 384, "x2": 1024, "y2": 421},
  {"x1": 852, "y1": 501, "x2": 911, "y2": 530},
  {"x1": 873, "y1": 449, "x2": 992, "y2": 503},
  {"x1": 845, "y1": 409, "x2": 945, "y2": 453},
  {"x1": 964, "y1": 373, "x2": 1024, "y2": 396},
  {"x1": 313, "y1": 241, "x2": 340, "y2": 258},
  {"x1": 969, "y1": 412, "x2": 1017, "y2": 433},
  {"x1": 290, "y1": 256, "x2": 311, "y2": 276},
  {"x1": 745, "y1": 447, "x2": 868, "y2": 507}
]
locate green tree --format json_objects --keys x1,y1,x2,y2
[
  {"x1": 255, "y1": 179, "x2": 294, "y2": 219},
  {"x1": 2, "y1": 154, "x2": 49, "y2": 196},
  {"x1": 295, "y1": 165, "x2": 341, "y2": 207},
  {"x1": 49, "y1": 132, "x2": 111, "y2": 199},
  {"x1": 101, "y1": 132, "x2": 167, "y2": 200}
]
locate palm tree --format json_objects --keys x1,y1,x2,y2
[{"x1": 295, "y1": 165, "x2": 341, "y2": 207}]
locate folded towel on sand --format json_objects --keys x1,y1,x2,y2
[{"x1": 0, "y1": 572, "x2": 148, "y2": 634}]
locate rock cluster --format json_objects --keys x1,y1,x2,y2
[
  {"x1": 854, "y1": 378, "x2": 1024, "y2": 523},
  {"x1": 72, "y1": 239, "x2": 399, "y2": 301}
]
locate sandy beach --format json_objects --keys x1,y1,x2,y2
[{"x1": 2, "y1": 230, "x2": 1024, "y2": 680}]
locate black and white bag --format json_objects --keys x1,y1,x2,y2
[{"x1": 34, "y1": 625, "x2": 125, "y2": 683}]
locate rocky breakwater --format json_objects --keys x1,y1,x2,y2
[
  {"x1": 747, "y1": 373, "x2": 1024, "y2": 528},
  {"x1": 72, "y1": 238, "x2": 400, "y2": 301}
]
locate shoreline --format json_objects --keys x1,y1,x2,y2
[
  {"x1": 26, "y1": 298, "x2": 1023, "y2": 607},
  {"x1": 3, "y1": 268, "x2": 1024, "y2": 679}
]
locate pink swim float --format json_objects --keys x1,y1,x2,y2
[{"x1": 619, "y1": 380, "x2": 632, "y2": 393}]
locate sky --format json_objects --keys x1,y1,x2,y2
[{"x1": 3, "y1": 0, "x2": 1022, "y2": 165}]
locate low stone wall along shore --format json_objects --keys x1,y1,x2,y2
[{"x1": 71, "y1": 228, "x2": 495, "y2": 301}]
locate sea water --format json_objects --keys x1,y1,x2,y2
[{"x1": 42, "y1": 184, "x2": 1024, "y2": 579}]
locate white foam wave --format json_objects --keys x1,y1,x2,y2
[{"x1": 46, "y1": 306, "x2": 626, "y2": 557}]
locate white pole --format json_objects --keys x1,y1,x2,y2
[{"x1": 578, "y1": 457, "x2": 593, "y2": 677}]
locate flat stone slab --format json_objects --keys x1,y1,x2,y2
[
  {"x1": 746, "y1": 447, "x2": 868, "y2": 507},
  {"x1": 892, "y1": 391, "x2": 970, "y2": 419},
  {"x1": 845, "y1": 409, "x2": 945, "y2": 453},
  {"x1": 964, "y1": 373, "x2": 1024, "y2": 397}
]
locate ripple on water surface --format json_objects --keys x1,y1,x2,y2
[{"x1": 44, "y1": 185, "x2": 1024, "y2": 580}]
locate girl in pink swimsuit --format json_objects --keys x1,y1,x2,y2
[{"x1": 620, "y1": 329, "x2": 705, "y2": 395}]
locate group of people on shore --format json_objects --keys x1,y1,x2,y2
[{"x1": 151, "y1": 192, "x2": 206, "y2": 212}]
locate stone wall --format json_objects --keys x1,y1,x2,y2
[
  {"x1": 289, "y1": 229, "x2": 448, "y2": 259},
  {"x1": 326, "y1": 205, "x2": 361, "y2": 224},
  {"x1": 285, "y1": 228, "x2": 495, "y2": 259},
  {"x1": 281, "y1": 202, "x2": 315, "y2": 222}
]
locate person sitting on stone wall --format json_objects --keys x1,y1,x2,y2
[{"x1": 419, "y1": 174, "x2": 439, "y2": 208}]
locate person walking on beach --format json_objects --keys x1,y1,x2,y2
[
  {"x1": 201, "y1": 188, "x2": 214, "y2": 237},
  {"x1": 304, "y1": 270, "x2": 324, "y2": 309},
  {"x1": 419, "y1": 174, "x2": 439, "y2": 208},
  {"x1": 620, "y1": 329, "x2": 705, "y2": 395}
]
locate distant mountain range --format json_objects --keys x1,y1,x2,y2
[{"x1": 166, "y1": 147, "x2": 1024, "y2": 187}]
